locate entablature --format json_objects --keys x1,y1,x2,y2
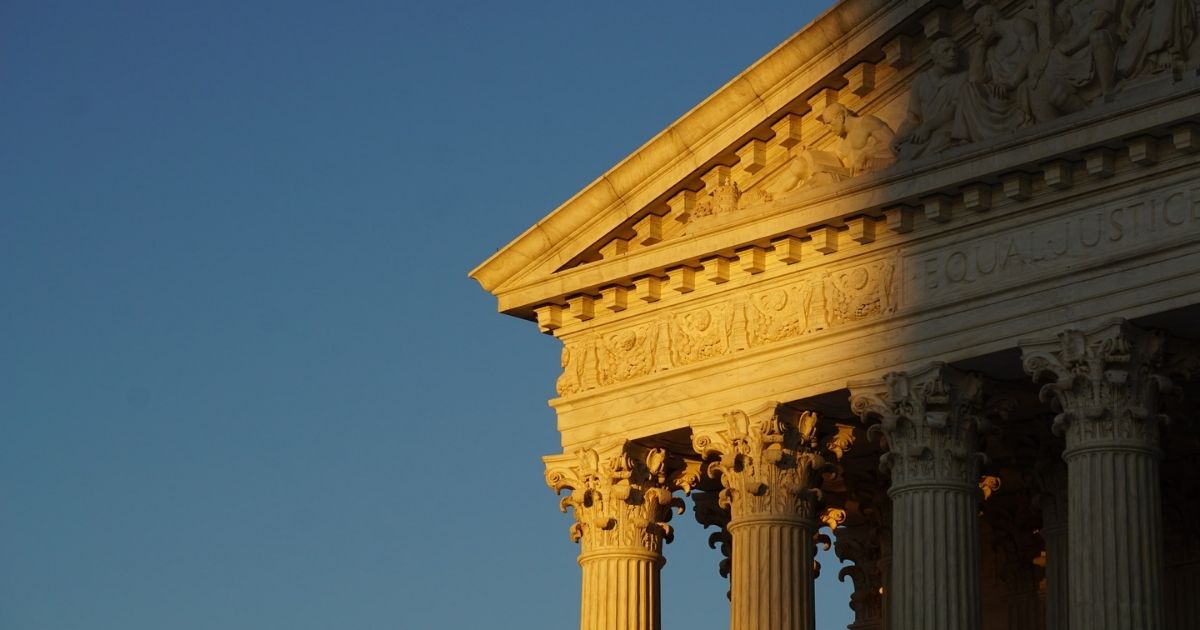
[{"x1": 549, "y1": 155, "x2": 1200, "y2": 447}]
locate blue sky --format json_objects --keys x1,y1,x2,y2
[{"x1": 1, "y1": 2, "x2": 852, "y2": 628}]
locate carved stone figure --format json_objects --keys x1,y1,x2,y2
[
  {"x1": 596, "y1": 324, "x2": 658, "y2": 386},
  {"x1": 769, "y1": 103, "x2": 895, "y2": 195},
  {"x1": 770, "y1": 147, "x2": 851, "y2": 195},
  {"x1": 894, "y1": 37, "x2": 968, "y2": 160},
  {"x1": 953, "y1": 5, "x2": 1038, "y2": 143},
  {"x1": 747, "y1": 283, "x2": 821, "y2": 346},
  {"x1": 1116, "y1": 0, "x2": 1197, "y2": 78},
  {"x1": 819, "y1": 103, "x2": 897, "y2": 175},
  {"x1": 556, "y1": 346, "x2": 584, "y2": 396},
  {"x1": 692, "y1": 181, "x2": 741, "y2": 220},
  {"x1": 1029, "y1": 0, "x2": 1121, "y2": 120},
  {"x1": 669, "y1": 305, "x2": 734, "y2": 366}
]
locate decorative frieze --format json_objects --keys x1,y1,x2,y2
[{"x1": 555, "y1": 256, "x2": 897, "y2": 396}]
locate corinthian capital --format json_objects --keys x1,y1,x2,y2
[
  {"x1": 691, "y1": 402, "x2": 826, "y2": 521},
  {"x1": 544, "y1": 442, "x2": 685, "y2": 555},
  {"x1": 849, "y1": 363, "x2": 989, "y2": 490},
  {"x1": 1021, "y1": 319, "x2": 1174, "y2": 451}
]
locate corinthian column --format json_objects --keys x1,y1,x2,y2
[
  {"x1": 849, "y1": 363, "x2": 987, "y2": 630},
  {"x1": 1022, "y1": 320, "x2": 1172, "y2": 630},
  {"x1": 692, "y1": 403, "x2": 826, "y2": 630},
  {"x1": 545, "y1": 442, "x2": 684, "y2": 630}
]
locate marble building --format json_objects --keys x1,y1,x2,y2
[{"x1": 470, "y1": 0, "x2": 1200, "y2": 627}]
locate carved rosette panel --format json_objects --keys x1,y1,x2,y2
[
  {"x1": 554, "y1": 256, "x2": 897, "y2": 397},
  {"x1": 545, "y1": 443, "x2": 685, "y2": 556},
  {"x1": 747, "y1": 281, "x2": 825, "y2": 345},
  {"x1": 850, "y1": 363, "x2": 990, "y2": 491},
  {"x1": 823, "y1": 258, "x2": 896, "y2": 326},
  {"x1": 1020, "y1": 319, "x2": 1174, "y2": 453},
  {"x1": 595, "y1": 324, "x2": 662, "y2": 387},
  {"x1": 669, "y1": 304, "x2": 736, "y2": 366},
  {"x1": 692, "y1": 404, "x2": 827, "y2": 522}
]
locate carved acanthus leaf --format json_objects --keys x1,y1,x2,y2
[
  {"x1": 850, "y1": 363, "x2": 991, "y2": 489},
  {"x1": 692, "y1": 403, "x2": 827, "y2": 521},
  {"x1": 1021, "y1": 319, "x2": 1174, "y2": 450},
  {"x1": 545, "y1": 442, "x2": 685, "y2": 554}
]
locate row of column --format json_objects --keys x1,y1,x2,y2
[{"x1": 544, "y1": 319, "x2": 1188, "y2": 630}]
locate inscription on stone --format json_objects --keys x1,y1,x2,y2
[{"x1": 907, "y1": 184, "x2": 1200, "y2": 305}]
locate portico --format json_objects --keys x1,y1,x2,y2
[{"x1": 471, "y1": 0, "x2": 1200, "y2": 627}]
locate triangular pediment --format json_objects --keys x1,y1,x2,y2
[
  {"x1": 470, "y1": 0, "x2": 910, "y2": 296},
  {"x1": 472, "y1": 0, "x2": 1200, "y2": 323}
]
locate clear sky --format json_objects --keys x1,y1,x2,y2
[{"x1": 1, "y1": 2, "x2": 853, "y2": 628}]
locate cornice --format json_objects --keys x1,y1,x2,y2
[{"x1": 498, "y1": 88, "x2": 1200, "y2": 323}]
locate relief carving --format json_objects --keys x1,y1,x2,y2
[
  {"x1": 824, "y1": 258, "x2": 896, "y2": 326},
  {"x1": 904, "y1": 0, "x2": 1198, "y2": 156},
  {"x1": 556, "y1": 345, "x2": 587, "y2": 396},
  {"x1": 746, "y1": 281, "x2": 824, "y2": 346},
  {"x1": 894, "y1": 37, "x2": 967, "y2": 160},
  {"x1": 669, "y1": 304, "x2": 735, "y2": 366},
  {"x1": 1029, "y1": 0, "x2": 1122, "y2": 118},
  {"x1": 771, "y1": 149, "x2": 852, "y2": 195},
  {"x1": 596, "y1": 324, "x2": 660, "y2": 387},
  {"x1": 823, "y1": 103, "x2": 898, "y2": 176},
  {"x1": 954, "y1": 5, "x2": 1039, "y2": 143},
  {"x1": 773, "y1": 104, "x2": 897, "y2": 196},
  {"x1": 1116, "y1": 0, "x2": 1197, "y2": 78},
  {"x1": 691, "y1": 182, "x2": 742, "y2": 221},
  {"x1": 555, "y1": 257, "x2": 899, "y2": 396}
]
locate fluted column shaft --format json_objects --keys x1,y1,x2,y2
[
  {"x1": 728, "y1": 515, "x2": 815, "y2": 630},
  {"x1": 545, "y1": 443, "x2": 684, "y2": 630},
  {"x1": 1022, "y1": 320, "x2": 1171, "y2": 630},
  {"x1": 1063, "y1": 442, "x2": 1164, "y2": 629},
  {"x1": 693, "y1": 404, "x2": 826, "y2": 630},
  {"x1": 578, "y1": 549, "x2": 662, "y2": 630},
  {"x1": 889, "y1": 482, "x2": 981, "y2": 629},
  {"x1": 850, "y1": 363, "x2": 987, "y2": 630}
]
